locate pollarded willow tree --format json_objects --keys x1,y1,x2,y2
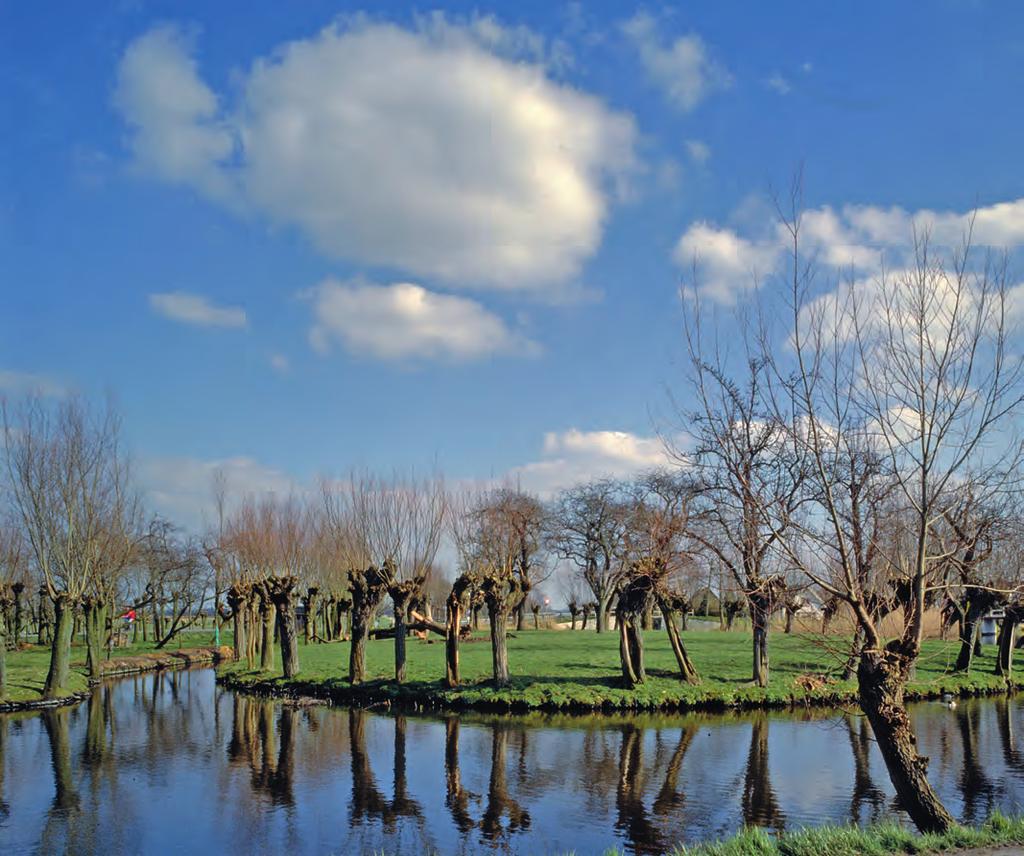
[
  {"x1": 322, "y1": 471, "x2": 446, "y2": 684},
  {"x1": 458, "y1": 486, "x2": 532, "y2": 687},
  {"x1": 3, "y1": 396, "x2": 138, "y2": 698},
  {"x1": 776, "y1": 197, "x2": 1024, "y2": 832},
  {"x1": 624, "y1": 470, "x2": 701, "y2": 684}
]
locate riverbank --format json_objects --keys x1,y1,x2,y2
[
  {"x1": 1, "y1": 640, "x2": 233, "y2": 712},
  {"x1": 662, "y1": 812, "x2": 1024, "y2": 856},
  {"x1": 216, "y1": 628, "x2": 1024, "y2": 713}
]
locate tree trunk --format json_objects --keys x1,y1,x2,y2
[
  {"x1": 751, "y1": 598, "x2": 770, "y2": 687},
  {"x1": 445, "y1": 597, "x2": 463, "y2": 688},
  {"x1": 393, "y1": 600, "x2": 409, "y2": 684},
  {"x1": 83, "y1": 597, "x2": 107, "y2": 681},
  {"x1": 489, "y1": 605, "x2": 510, "y2": 687},
  {"x1": 858, "y1": 647, "x2": 955, "y2": 833},
  {"x1": 11, "y1": 583, "x2": 23, "y2": 649},
  {"x1": 956, "y1": 602, "x2": 984, "y2": 672},
  {"x1": 259, "y1": 589, "x2": 276, "y2": 672},
  {"x1": 43, "y1": 593, "x2": 75, "y2": 698},
  {"x1": 349, "y1": 623, "x2": 368, "y2": 684},
  {"x1": 38, "y1": 587, "x2": 52, "y2": 646},
  {"x1": 270, "y1": 578, "x2": 300, "y2": 679},
  {"x1": 515, "y1": 601, "x2": 526, "y2": 632},
  {"x1": 303, "y1": 589, "x2": 319, "y2": 645},
  {"x1": 996, "y1": 610, "x2": 1021, "y2": 677},
  {"x1": 228, "y1": 589, "x2": 247, "y2": 664},
  {"x1": 660, "y1": 603, "x2": 699, "y2": 684}
]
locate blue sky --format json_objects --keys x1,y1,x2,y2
[{"x1": 3, "y1": 1, "x2": 1024, "y2": 528}]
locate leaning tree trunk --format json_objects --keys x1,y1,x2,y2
[
  {"x1": 269, "y1": 577, "x2": 300, "y2": 679},
  {"x1": 616, "y1": 576, "x2": 653, "y2": 689},
  {"x1": 659, "y1": 599, "x2": 699, "y2": 684},
  {"x1": 43, "y1": 593, "x2": 75, "y2": 699},
  {"x1": 858, "y1": 646, "x2": 955, "y2": 833}
]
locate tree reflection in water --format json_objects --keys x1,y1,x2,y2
[
  {"x1": 348, "y1": 708, "x2": 424, "y2": 831},
  {"x1": 479, "y1": 723, "x2": 530, "y2": 841},
  {"x1": 0, "y1": 717, "x2": 9, "y2": 826},
  {"x1": 741, "y1": 715, "x2": 785, "y2": 831},
  {"x1": 227, "y1": 695, "x2": 298, "y2": 807},
  {"x1": 847, "y1": 714, "x2": 885, "y2": 825},
  {"x1": 444, "y1": 717, "x2": 477, "y2": 833},
  {"x1": 955, "y1": 703, "x2": 998, "y2": 824},
  {"x1": 11, "y1": 672, "x2": 1024, "y2": 854}
]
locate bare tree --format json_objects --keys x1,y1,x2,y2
[
  {"x1": 3, "y1": 396, "x2": 137, "y2": 697},
  {"x1": 625, "y1": 470, "x2": 700, "y2": 684},
  {"x1": 669, "y1": 309, "x2": 804, "y2": 686},
  {"x1": 778, "y1": 195, "x2": 1024, "y2": 832},
  {"x1": 549, "y1": 479, "x2": 630, "y2": 633}
]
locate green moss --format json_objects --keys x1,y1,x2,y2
[{"x1": 216, "y1": 628, "x2": 1022, "y2": 712}]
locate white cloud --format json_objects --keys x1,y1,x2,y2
[
  {"x1": 268, "y1": 353, "x2": 290, "y2": 374},
  {"x1": 149, "y1": 291, "x2": 247, "y2": 328},
  {"x1": 137, "y1": 454, "x2": 298, "y2": 531},
  {"x1": 0, "y1": 369, "x2": 66, "y2": 397},
  {"x1": 685, "y1": 139, "x2": 711, "y2": 165},
  {"x1": 308, "y1": 278, "x2": 539, "y2": 362},
  {"x1": 113, "y1": 26, "x2": 236, "y2": 201},
  {"x1": 674, "y1": 222, "x2": 779, "y2": 304},
  {"x1": 622, "y1": 13, "x2": 731, "y2": 112},
  {"x1": 115, "y1": 19, "x2": 636, "y2": 294},
  {"x1": 511, "y1": 428, "x2": 671, "y2": 496},
  {"x1": 675, "y1": 196, "x2": 1024, "y2": 305}
]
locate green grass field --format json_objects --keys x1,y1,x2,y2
[
  {"x1": 1, "y1": 625, "x2": 228, "y2": 704},
  {"x1": 217, "y1": 626, "x2": 1023, "y2": 712},
  {"x1": 662, "y1": 811, "x2": 1024, "y2": 856}
]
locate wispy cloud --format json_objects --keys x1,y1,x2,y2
[
  {"x1": 149, "y1": 291, "x2": 247, "y2": 328},
  {"x1": 0, "y1": 369, "x2": 66, "y2": 397}
]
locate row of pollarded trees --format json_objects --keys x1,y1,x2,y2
[{"x1": 0, "y1": 396, "x2": 214, "y2": 701}]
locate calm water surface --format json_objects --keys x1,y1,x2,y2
[{"x1": 2, "y1": 668, "x2": 1024, "y2": 855}]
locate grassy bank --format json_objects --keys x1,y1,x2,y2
[
  {"x1": 216, "y1": 627, "x2": 1023, "y2": 712},
  {"x1": 654, "y1": 812, "x2": 1024, "y2": 856},
  {"x1": 2, "y1": 627, "x2": 231, "y2": 708}
]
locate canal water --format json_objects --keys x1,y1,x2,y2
[{"x1": 2, "y1": 668, "x2": 1023, "y2": 855}]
